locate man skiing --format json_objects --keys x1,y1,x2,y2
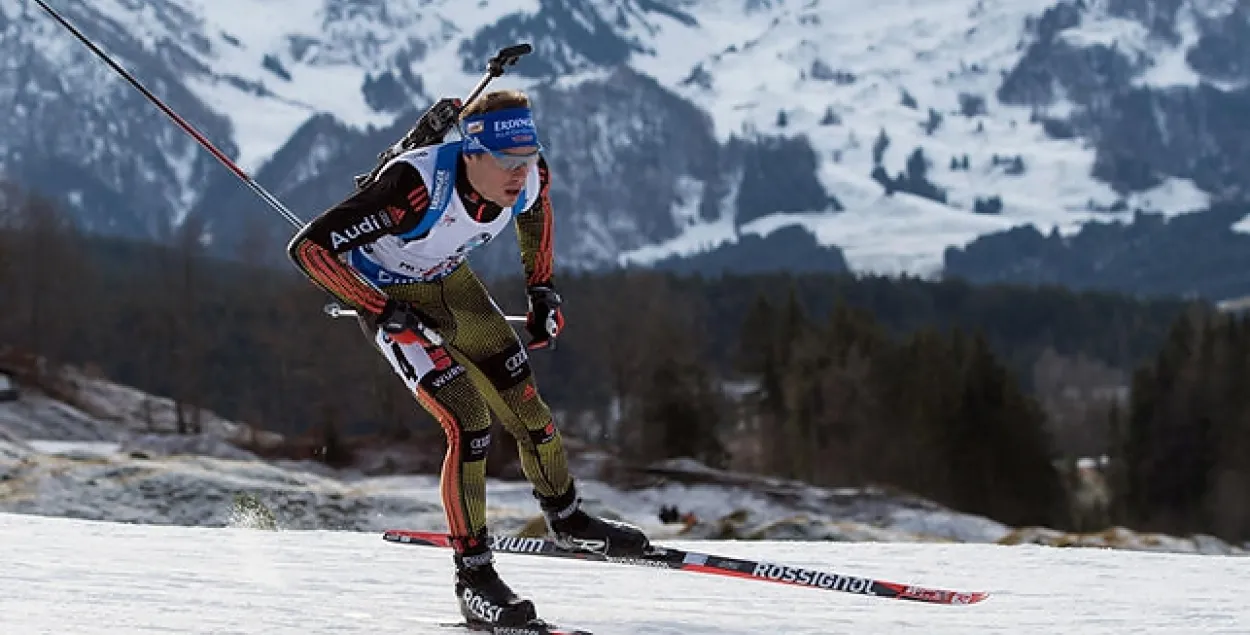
[{"x1": 286, "y1": 90, "x2": 650, "y2": 629}]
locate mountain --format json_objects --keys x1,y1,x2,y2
[{"x1": 3, "y1": 0, "x2": 1249, "y2": 291}]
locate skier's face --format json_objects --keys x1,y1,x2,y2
[{"x1": 464, "y1": 146, "x2": 539, "y2": 207}]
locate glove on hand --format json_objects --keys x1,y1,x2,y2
[{"x1": 525, "y1": 284, "x2": 564, "y2": 350}]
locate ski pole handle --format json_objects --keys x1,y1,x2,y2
[
  {"x1": 321, "y1": 303, "x2": 443, "y2": 345},
  {"x1": 324, "y1": 303, "x2": 526, "y2": 324}
]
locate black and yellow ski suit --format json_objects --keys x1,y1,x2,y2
[{"x1": 287, "y1": 146, "x2": 572, "y2": 548}]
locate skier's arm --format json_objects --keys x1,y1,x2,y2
[
  {"x1": 286, "y1": 162, "x2": 432, "y2": 315},
  {"x1": 515, "y1": 157, "x2": 564, "y2": 349},
  {"x1": 515, "y1": 156, "x2": 555, "y2": 287}
]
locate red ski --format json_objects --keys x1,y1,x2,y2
[{"x1": 382, "y1": 529, "x2": 989, "y2": 606}]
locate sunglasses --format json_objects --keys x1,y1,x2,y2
[{"x1": 486, "y1": 144, "x2": 543, "y2": 171}]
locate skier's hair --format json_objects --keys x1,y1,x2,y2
[{"x1": 460, "y1": 89, "x2": 531, "y2": 119}]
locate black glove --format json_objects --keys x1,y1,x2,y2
[
  {"x1": 374, "y1": 299, "x2": 436, "y2": 346},
  {"x1": 525, "y1": 284, "x2": 564, "y2": 350}
]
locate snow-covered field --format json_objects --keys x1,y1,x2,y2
[
  {"x1": 1, "y1": 511, "x2": 1248, "y2": 634},
  {"x1": 2, "y1": 364, "x2": 1250, "y2": 631}
]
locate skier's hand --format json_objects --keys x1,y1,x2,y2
[
  {"x1": 524, "y1": 284, "x2": 564, "y2": 350},
  {"x1": 374, "y1": 299, "x2": 435, "y2": 346}
]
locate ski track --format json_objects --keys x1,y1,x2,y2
[{"x1": 0, "y1": 513, "x2": 1246, "y2": 634}]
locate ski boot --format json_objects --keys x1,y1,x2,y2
[
  {"x1": 538, "y1": 483, "x2": 651, "y2": 557},
  {"x1": 453, "y1": 533, "x2": 538, "y2": 629}
]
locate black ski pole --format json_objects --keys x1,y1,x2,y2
[
  {"x1": 32, "y1": 0, "x2": 531, "y2": 335},
  {"x1": 31, "y1": 0, "x2": 306, "y2": 229}
]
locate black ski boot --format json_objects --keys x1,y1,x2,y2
[
  {"x1": 453, "y1": 534, "x2": 538, "y2": 628},
  {"x1": 538, "y1": 483, "x2": 651, "y2": 557}
]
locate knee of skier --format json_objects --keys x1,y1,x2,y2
[
  {"x1": 461, "y1": 427, "x2": 492, "y2": 462},
  {"x1": 526, "y1": 419, "x2": 559, "y2": 447},
  {"x1": 417, "y1": 348, "x2": 469, "y2": 394},
  {"x1": 480, "y1": 342, "x2": 532, "y2": 391}
]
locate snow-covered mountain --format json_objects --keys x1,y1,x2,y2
[{"x1": 2, "y1": 0, "x2": 1246, "y2": 280}]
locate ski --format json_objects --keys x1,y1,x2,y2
[
  {"x1": 440, "y1": 619, "x2": 592, "y2": 635},
  {"x1": 382, "y1": 529, "x2": 989, "y2": 606}
]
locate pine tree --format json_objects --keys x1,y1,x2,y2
[
  {"x1": 737, "y1": 287, "x2": 810, "y2": 477},
  {"x1": 639, "y1": 358, "x2": 729, "y2": 468},
  {"x1": 872, "y1": 128, "x2": 890, "y2": 165},
  {"x1": 946, "y1": 332, "x2": 1066, "y2": 527},
  {"x1": 1118, "y1": 309, "x2": 1219, "y2": 535},
  {"x1": 809, "y1": 302, "x2": 889, "y2": 483}
]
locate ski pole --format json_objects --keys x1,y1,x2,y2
[
  {"x1": 33, "y1": 0, "x2": 532, "y2": 345},
  {"x1": 324, "y1": 302, "x2": 526, "y2": 324},
  {"x1": 31, "y1": 0, "x2": 305, "y2": 229}
]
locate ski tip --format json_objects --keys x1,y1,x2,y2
[
  {"x1": 888, "y1": 584, "x2": 991, "y2": 605},
  {"x1": 936, "y1": 590, "x2": 990, "y2": 605},
  {"x1": 960, "y1": 591, "x2": 991, "y2": 604}
]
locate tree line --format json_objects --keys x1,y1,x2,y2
[{"x1": 1, "y1": 184, "x2": 1245, "y2": 542}]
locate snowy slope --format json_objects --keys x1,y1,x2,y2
[
  {"x1": 2, "y1": 512, "x2": 1248, "y2": 634},
  {"x1": 4, "y1": 369, "x2": 1246, "y2": 555},
  {"x1": 0, "y1": 432, "x2": 1012, "y2": 545}
]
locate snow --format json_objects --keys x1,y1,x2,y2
[
  {"x1": 1, "y1": 512, "x2": 1249, "y2": 634},
  {"x1": 3, "y1": 366, "x2": 1246, "y2": 555},
  {"x1": 0, "y1": 367, "x2": 283, "y2": 450},
  {"x1": 1067, "y1": 1, "x2": 1209, "y2": 91},
  {"x1": 24, "y1": 439, "x2": 122, "y2": 458},
  {"x1": 4, "y1": 429, "x2": 1244, "y2": 555},
  {"x1": 618, "y1": 174, "x2": 739, "y2": 266},
  {"x1": 20, "y1": 0, "x2": 1224, "y2": 272},
  {"x1": 0, "y1": 431, "x2": 1013, "y2": 543},
  {"x1": 168, "y1": 0, "x2": 546, "y2": 171},
  {"x1": 160, "y1": 125, "x2": 202, "y2": 225},
  {"x1": 3, "y1": 366, "x2": 1250, "y2": 632},
  {"x1": 1, "y1": 366, "x2": 1022, "y2": 542},
  {"x1": 180, "y1": 75, "x2": 322, "y2": 174},
  {"x1": 1059, "y1": 15, "x2": 1151, "y2": 52},
  {"x1": 617, "y1": 0, "x2": 1213, "y2": 274},
  {"x1": 598, "y1": 0, "x2": 1216, "y2": 274}
]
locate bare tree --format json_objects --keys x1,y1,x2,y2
[
  {"x1": 0, "y1": 187, "x2": 91, "y2": 362},
  {"x1": 147, "y1": 215, "x2": 212, "y2": 435},
  {"x1": 1032, "y1": 347, "x2": 1126, "y2": 460},
  {"x1": 575, "y1": 271, "x2": 712, "y2": 461}
]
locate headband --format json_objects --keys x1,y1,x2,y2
[{"x1": 461, "y1": 106, "x2": 541, "y2": 154}]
